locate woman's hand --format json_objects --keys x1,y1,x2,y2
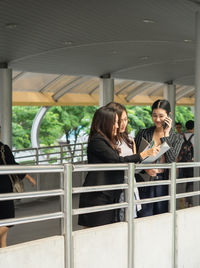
[
  {"x1": 140, "y1": 145, "x2": 160, "y2": 160},
  {"x1": 145, "y1": 169, "x2": 157, "y2": 177},
  {"x1": 163, "y1": 116, "x2": 172, "y2": 136},
  {"x1": 25, "y1": 174, "x2": 36, "y2": 187}
]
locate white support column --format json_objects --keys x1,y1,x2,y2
[
  {"x1": 0, "y1": 65, "x2": 12, "y2": 147},
  {"x1": 194, "y1": 11, "x2": 200, "y2": 205},
  {"x1": 163, "y1": 82, "x2": 176, "y2": 128},
  {"x1": 99, "y1": 74, "x2": 114, "y2": 107},
  {"x1": 194, "y1": 11, "x2": 200, "y2": 163}
]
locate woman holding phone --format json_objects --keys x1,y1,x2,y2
[{"x1": 135, "y1": 99, "x2": 183, "y2": 216}]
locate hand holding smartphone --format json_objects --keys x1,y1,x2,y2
[{"x1": 162, "y1": 114, "x2": 172, "y2": 130}]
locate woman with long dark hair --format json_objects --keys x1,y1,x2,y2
[
  {"x1": 135, "y1": 99, "x2": 183, "y2": 217},
  {"x1": 78, "y1": 106, "x2": 160, "y2": 227},
  {"x1": 106, "y1": 102, "x2": 141, "y2": 218}
]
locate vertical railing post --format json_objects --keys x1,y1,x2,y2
[
  {"x1": 60, "y1": 145, "x2": 63, "y2": 164},
  {"x1": 35, "y1": 148, "x2": 40, "y2": 191},
  {"x1": 60, "y1": 172, "x2": 64, "y2": 235},
  {"x1": 170, "y1": 162, "x2": 177, "y2": 268},
  {"x1": 64, "y1": 163, "x2": 73, "y2": 268},
  {"x1": 36, "y1": 148, "x2": 39, "y2": 165},
  {"x1": 81, "y1": 143, "x2": 84, "y2": 162},
  {"x1": 127, "y1": 163, "x2": 135, "y2": 268}
]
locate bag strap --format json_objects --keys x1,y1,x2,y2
[
  {"x1": 183, "y1": 134, "x2": 187, "y2": 142},
  {"x1": 0, "y1": 145, "x2": 15, "y2": 185},
  {"x1": 188, "y1": 134, "x2": 194, "y2": 143}
]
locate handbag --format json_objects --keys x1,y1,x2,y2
[{"x1": 0, "y1": 145, "x2": 24, "y2": 193}]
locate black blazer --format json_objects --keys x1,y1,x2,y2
[
  {"x1": 78, "y1": 133, "x2": 141, "y2": 227},
  {"x1": 84, "y1": 133, "x2": 141, "y2": 186}
]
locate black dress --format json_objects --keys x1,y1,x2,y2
[
  {"x1": 0, "y1": 142, "x2": 25, "y2": 225},
  {"x1": 78, "y1": 133, "x2": 141, "y2": 227}
]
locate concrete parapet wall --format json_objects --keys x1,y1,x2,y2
[
  {"x1": 177, "y1": 206, "x2": 200, "y2": 267},
  {"x1": 0, "y1": 236, "x2": 64, "y2": 268},
  {"x1": 73, "y1": 213, "x2": 172, "y2": 268}
]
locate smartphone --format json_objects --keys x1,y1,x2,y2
[{"x1": 162, "y1": 114, "x2": 172, "y2": 129}]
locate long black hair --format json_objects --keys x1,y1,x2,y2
[
  {"x1": 106, "y1": 102, "x2": 133, "y2": 149},
  {"x1": 89, "y1": 106, "x2": 118, "y2": 151}
]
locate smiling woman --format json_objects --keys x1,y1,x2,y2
[{"x1": 135, "y1": 99, "x2": 184, "y2": 217}]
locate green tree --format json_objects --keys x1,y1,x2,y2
[
  {"x1": 175, "y1": 106, "x2": 194, "y2": 132},
  {"x1": 12, "y1": 106, "x2": 39, "y2": 148},
  {"x1": 48, "y1": 106, "x2": 97, "y2": 159}
]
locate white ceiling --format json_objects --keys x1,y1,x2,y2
[{"x1": 1, "y1": 0, "x2": 200, "y2": 103}]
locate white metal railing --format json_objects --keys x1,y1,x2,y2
[
  {"x1": 13, "y1": 142, "x2": 88, "y2": 165},
  {"x1": 0, "y1": 162, "x2": 199, "y2": 268}
]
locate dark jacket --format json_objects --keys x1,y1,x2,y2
[{"x1": 78, "y1": 133, "x2": 140, "y2": 227}]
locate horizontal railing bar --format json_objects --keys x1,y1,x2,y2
[
  {"x1": 176, "y1": 177, "x2": 200, "y2": 184},
  {"x1": 135, "y1": 180, "x2": 170, "y2": 187},
  {"x1": 0, "y1": 212, "x2": 64, "y2": 227},
  {"x1": 73, "y1": 163, "x2": 128, "y2": 172},
  {"x1": 74, "y1": 163, "x2": 172, "y2": 172},
  {"x1": 176, "y1": 190, "x2": 200, "y2": 199},
  {"x1": 73, "y1": 202, "x2": 128, "y2": 215},
  {"x1": 72, "y1": 180, "x2": 171, "y2": 194},
  {"x1": 0, "y1": 165, "x2": 64, "y2": 174},
  {"x1": 135, "y1": 163, "x2": 172, "y2": 170},
  {"x1": 176, "y1": 162, "x2": 200, "y2": 168},
  {"x1": 72, "y1": 184, "x2": 129, "y2": 194},
  {"x1": 134, "y1": 195, "x2": 170, "y2": 205},
  {"x1": 73, "y1": 194, "x2": 170, "y2": 215},
  {"x1": 13, "y1": 142, "x2": 87, "y2": 152},
  {"x1": 0, "y1": 189, "x2": 64, "y2": 201}
]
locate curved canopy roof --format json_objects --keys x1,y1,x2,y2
[{"x1": 1, "y1": 0, "x2": 199, "y2": 105}]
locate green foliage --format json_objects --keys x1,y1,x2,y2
[
  {"x1": 49, "y1": 106, "x2": 97, "y2": 143},
  {"x1": 12, "y1": 106, "x2": 97, "y2": 149},
  {"x1": 12, "y1": 106, "x2": 39, "y2": 148},
  {"x1": 12, "y1": 105, "x2": 194, "y2": 149},
  {"x1": 175, "y1": 106, "x2": 194, "y2": 132},
  {"x1": 126, "y1": 106, "x2": 153, "y2": 135}
]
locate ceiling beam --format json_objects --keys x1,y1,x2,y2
[
  {"x1": 176, "y1": 86, "x2": 194, "y2": 101},
  {"x1": 13, "y1": 72, "x2": 25, "y2": 81},
  {"x1": 125, "y1": 81, "x2": 162, "y2": 102},
  {"x1": 116, "y1": 81, "x2": 137, "y2": 95},
  {"x1": 39, "y1": 74, "x2": 64, "y2": 93},
  {"x1": 52, "y1": 76, "x2": 90, "y2": 101}
]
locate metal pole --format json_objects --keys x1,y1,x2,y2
[
  {"x1": 60, "y1": 172, "x2": 64, "y2": 235},
  {"x1": 64, "y1": 164, "x2": 73, "y2": 268},
  {"x1": 61, "y1": 145, "x2": 63, "y2": 164},
  {"x1": 170, "y1": 162, "x2": 177, "y2": 268},
  {"x1": 194, "y1": 11, "x2": 200, "y2": 206},
  {"x1": 81, "y1": 143, "x2": 84, "y2": 162},
  {"x1": 0, "y1": 67, "x2": 12, "y2": 147},
  {"x1": 127, "y1": 163, "x2": 135, "y2": 268}
]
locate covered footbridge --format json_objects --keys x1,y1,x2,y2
[{"x1": 0, "y1": 1, "x2": 200, "y2": 267}]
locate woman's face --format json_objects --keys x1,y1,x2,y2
[
  {"x1": 119, "y1": 111, "x2": 128, "y2": 133},
  {"x1": 112, "y1": 114, "x2": 119, "y2": 136},
  {"x1": 152, "y1": 108, "x2": 168, "y2": 128}
]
